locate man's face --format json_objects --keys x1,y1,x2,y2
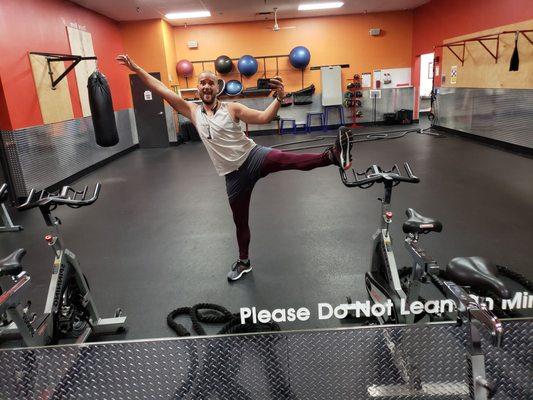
[{"x1": 197, "y1": 73, "x2": 217, "y2": 105}]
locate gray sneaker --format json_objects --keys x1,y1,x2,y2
[
  {"x1": 227, "y1": 260, "x2": 252, "y2": 281},
  {"x1": 332, "y1": 127, "x2": 353, "y2": 170}
]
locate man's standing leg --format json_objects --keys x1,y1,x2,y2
[{"x1": 227, "y1": 189, "x2": 253, "y2": 281}]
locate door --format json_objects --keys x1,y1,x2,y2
[{"x1": 130, "y1": 73, "x2": 169, "y2": 148}]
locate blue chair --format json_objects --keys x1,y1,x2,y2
[
  {"x1": 323, "y1": 105, "x2": 345, "y2": 129},
  {"x1": 306, "y1": 112, "x2": 325, "y2": 132},
  {"x1": 280, "y1": 118, "x2": 296, "y2": 134},
  {"x1": 295, "y1": 122, "x2": 307, "y2": 133}
]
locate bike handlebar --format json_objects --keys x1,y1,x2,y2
[
  {"x1": 339, "y1": 163, "x2": 420, "y2": 188},
  {"x1": 18, "y1": 183, "x2": 101, "y2": 211}
]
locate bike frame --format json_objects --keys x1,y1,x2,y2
[{"x1": 1, "y1": 184, "x2": 126, "y2": 346}]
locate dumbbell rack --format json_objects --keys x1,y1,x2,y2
[{"x1": 344, "y1": 74, "x2": 363, "y2": 128}]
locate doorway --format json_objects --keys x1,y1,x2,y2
[
  {"x1": 419, "y1": 52, "x2": 434, "y2": 113},
  {"x1": 130, "y1": 73, "x2": 170, "y2": 148}
]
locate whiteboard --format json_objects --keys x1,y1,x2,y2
[
  {"x1": 67, "y1": 26, "x2": 97, "y2": 117},
  {"x1": 321, "y1": 66, "x2": 342, "y2": 106}
]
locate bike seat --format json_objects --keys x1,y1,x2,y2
[
  {"x1": 0, "y1": 249, "x2": 26, "y2": 277},
  {"x1": 446, "y1": 256, "x2": 511, "y2": 299},
  {"x1": 402, "y1": 208, "x2": 443, "y2": 234}
]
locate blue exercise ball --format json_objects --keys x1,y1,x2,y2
[
  {"x1": 289, "y1": 46, "x2": 311, "y2": 69},
  {"x1": 225, "y1": 80, "x2": 243, "y2": 96},
  {"x1": 237, "y1": 55, "x2": 258, "y2": 77}
]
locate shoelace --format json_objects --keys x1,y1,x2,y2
[{"x1": 339, "y1": 130, "x2": 350, "y2": 166}]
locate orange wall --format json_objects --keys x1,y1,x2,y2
[
  {"x1": 173, "y1": 11, "x2": 413, "y2": 92},
  {"x1": 0, "y1": 0, "x2": 132, "y2": 131},
  {"x1": 162, "y1": 20, "x2": 179, "y2": 86},
  {"x1": 120, "y1": 19, "x2": 171, "y2": 86}
]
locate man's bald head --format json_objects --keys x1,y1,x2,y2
[{"x1": 198, "y1": 70, "x2": 217, "y2": 83}]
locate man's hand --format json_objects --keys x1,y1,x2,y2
[
  {"x1": 116, "y1": 55, "x2": 140, "y2": 72},
  {"x1": 269, "y1": 76, "x2": 285, "y2": 100},
  {"x1": 230, "y1": 76, "x2": 285, "y2": 124}
]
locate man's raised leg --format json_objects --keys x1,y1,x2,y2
[{"x1": 260, "y1": 127, "x2": 354, "y2": 177}]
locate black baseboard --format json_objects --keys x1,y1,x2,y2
[
  {"x1": 45, "y1": 145, "x2": 139, "y2": 193},
  {"x1": 247, "y1": 121, "x2": 419, "y2": 136},
  {"x1": 433, "y1": 125, "x2": 533, "y2": 157},
  {"x1": 250, "y1": 129, "x2": 279, "y2": 137},
  {"x1": 342, "y1": 120, "x2": 419, "y2": 127}
]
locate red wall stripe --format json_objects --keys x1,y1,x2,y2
[{"x1": 0, "y1": 0, "x2": 132, "y2": 130}]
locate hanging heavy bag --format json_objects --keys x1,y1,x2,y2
[
  {"x1": 509, "y1": 31, "x2": 519, "y2": 72},
  {"x1": 88, "y1": 71, "x2": 119, "y2": 147}
]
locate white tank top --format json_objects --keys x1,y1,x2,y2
[{"x1": 192, "y1": 102, "x2": 256, "y2": 176}]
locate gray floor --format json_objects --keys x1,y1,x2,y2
[{"x1": 1, "y1": 124, "x2": 532, "y2": 345}]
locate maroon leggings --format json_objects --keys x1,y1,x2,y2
[{"x1": 229, "y1": 149, "x2": 331, "y2": 260}]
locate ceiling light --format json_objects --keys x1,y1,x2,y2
[
  {"x1": 165, "y1": 11, "x2": 211, "y2": 19},
  {"x1": 298, "y1": 2, "x2": 344, "y2": 11}
]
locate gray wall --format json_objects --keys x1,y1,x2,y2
[
  {"x1": 164, "y1": 103, "x2": 177, "y2": 142},
  {"x1": 0, "y1": 109, "x2": 137, "y2": 198},
  {"x1": 242, "y1": 87, "x2": 414, "y2": 131},
  {"x1": 434, "y1": 87, "x2": 533, "y2": 149},
  {"x1": 178, "y1": 87, "x2": 415, "y2": 133}
]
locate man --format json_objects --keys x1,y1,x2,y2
[{"x1": 116, "y1": 55, "x2": 353, "y2": 281}]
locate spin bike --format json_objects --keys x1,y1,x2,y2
[
  {"x1": 339, "y1": 163, "x2": 512, "y2": 400},
  {"x1": 0, "y1": 183, "x2": 126, "y2": 346},
  {"x1": 0, "y1": 183, "x2": 22, "y2": 232}
]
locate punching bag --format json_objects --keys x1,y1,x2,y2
[
  {"x1": 88, "y1": 71, "x2": 119, "y2": 147},
  {"x1": 509, "y1": 31, "x2": 520, "y2": 72}
]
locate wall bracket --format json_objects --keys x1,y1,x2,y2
[
  {"x1": 29, "y1": 52, "x2": 97, "y2": 89},
  {"x1": 436, "y1": 29, "x2": 533, "y2": 66}
]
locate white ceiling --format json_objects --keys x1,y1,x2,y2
[{"x1": 69, "y1": 0, "x2": 430, "y2": 26}]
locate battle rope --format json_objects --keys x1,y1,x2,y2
[
  {"x1": 167, "y1": 303, "x2": 281, "y2": 336},
  {"x1": 497, "y1": 265, "x2": 533, "y2": 292},
  {"x1": 167, "y1": 304, "x2": 291, "y2": 399}
]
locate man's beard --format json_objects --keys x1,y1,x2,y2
[{"x1": 201, "y1": 92, "x2": 217, "y2": 105}]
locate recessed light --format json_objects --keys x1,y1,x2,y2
[
  {"x1": 298, "y1": 2, "x2": 344, "y2": 11},
  {"x1": 165, "y1": 11, "x2": 211, "y2": 19}
]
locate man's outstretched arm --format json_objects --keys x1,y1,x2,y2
[
  {"x1": 229, "y1": 78, "x2": 285, "y2": 125},
  {"x1": 116, "y1": 54, "x2": 196, "y2": 120}
]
